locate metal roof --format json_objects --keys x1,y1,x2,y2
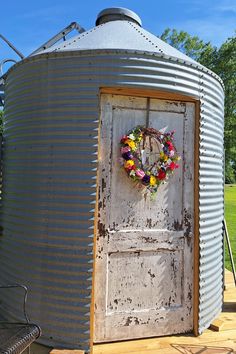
[
  {"x1": 33, "y1": 17, "x2": 198, "y2": 66},
  {"x1": 96, "y1": 7, "x2": 142, "y2": 26}
]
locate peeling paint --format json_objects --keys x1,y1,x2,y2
[
  {"x1": 173, "y1": 220, "x2": 183, "y2": 231},
  {"x1": 95, "y1": 95, "x2": 194, "y2": 342},
  {"x1": 148, "y1": 269, "x2": 155, "y2": 279}
]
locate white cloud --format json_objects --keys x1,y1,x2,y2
[{"x1": 216, "y1": 0, "x2": 236, "y2": 13}]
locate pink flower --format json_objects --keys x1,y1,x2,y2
[
  {"x1": 121, "y1": 146, "x2": 131, "y2": 154},
  {"x1": 135, "y1": 169, "x2": 145, "y2": 179},
  {"x1": 169, "y1": 150, "x2": 175, "y2": 157}
]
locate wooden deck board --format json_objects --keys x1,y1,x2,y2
[{"x1": 92, "y1": 269, "x2": 236, "y2": 354}]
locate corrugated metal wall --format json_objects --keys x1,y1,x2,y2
[
  {"x1": 198, "y1": 72, "x2": 224, "y2": 332},
  {"x1": 1, "y1": 55, "x2": 99, "y2": 349},
  {"x1": 0, "y1": 50, "x2": 224, "y2": 349}
]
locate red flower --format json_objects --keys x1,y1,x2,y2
[
  {"x1": 157, "y1": 169, "x2": 166, "y2": 180},
  {"x1": 169, "y1": 162, "x2": 180, "y2": 171},
  {"x1": 169, "y1": 162, "x2": 176, "y2": 170},
  {"x1": 120, "y1": 135, "x2": 128, "y2": 143},
  {"x1": 166, "y1": 141, "x2": 174, "y2": 150}
]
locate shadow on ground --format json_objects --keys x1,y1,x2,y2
[
  {"x1": 172, "y1": 344, "x2": 234, "y2": 353},
  {"x1": 223, "y1": 302, "x2": 236, "y2": 312}
]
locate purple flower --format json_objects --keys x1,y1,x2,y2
[
  {"x1": 142, "y1": 174, "x2": 150, "y2": 185},
  {"x1": 122, "y1": 151, "x2": 133, "y2": 160},
  {"x1": 163, "y1": 146, "x2": 169, "y2": 155}
]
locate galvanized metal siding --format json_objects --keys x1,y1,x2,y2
[
  {"x1": 198, "y1": 72, "x2": 224, "y2": 333},
  {"x1": 35, "y1": 20, "x2": 198, "y2": 67},
  {"x1": 0, "y1": 50, "x2": 224, "y2": 348},
  {"x1": 1, "y1": 57, "x2": 99, "y2": 349}
]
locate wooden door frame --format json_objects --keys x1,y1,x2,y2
[{"x1": 90, "y1": 87, "x2": 200, "y2": 349}]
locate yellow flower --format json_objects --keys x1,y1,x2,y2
[
  {"x1": 173, "y1": 155, "x2": 181, "y2": 162},
  {"x1": 124, "y1": 139, "x2": 136, "y2": 150},
  {"x1": 150, "y1": 175, "x2": 157, "y2": 186},
  {"x1": 160, "y1": 151, "x2": 168, "y2": 161},
  {"x1": 137, "y1": 133, "x2": 143, "y2": 142},
  {"x1": 160, "y1": 151, "x2": 165, "y2": 159},
  {"x1": 164, "y1": 155, "x2": 168, "y2": 162},
  {"x1": 124, "y1": 160, "x2": 134, "y2": 169}
]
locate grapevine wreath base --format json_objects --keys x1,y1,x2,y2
[{"x1": 120, "y1": 126, "x2": 181, "y2": 196}]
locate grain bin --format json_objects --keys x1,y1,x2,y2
[{"x1": 0, "y1": 7, "x2": 224, "y2": 352}]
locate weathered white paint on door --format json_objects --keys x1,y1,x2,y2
[{"x1": 93, "y1": 94, "x2": 195, "y2": 343}]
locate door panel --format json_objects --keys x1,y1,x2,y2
[
  {"x1": 109, "y1": 107, "x2": 184, "y2": 231},
  {"x1": 107, "y1": 249, "x2": 184, "y2": 313},
  {"x1": 94, "y1": 94, "x2": 195, "y2": 343}
]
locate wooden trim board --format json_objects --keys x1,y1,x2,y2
[{"x1": 100, "y1": 87, "x2": 198, "y2": 103}]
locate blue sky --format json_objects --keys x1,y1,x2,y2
[{"x1": 1, "y1": 0, "x2": 235, "y2": 65}]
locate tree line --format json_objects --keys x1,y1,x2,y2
[
  {"x1": 161, "y1": 29, "x2": 236, "y2": 183},
  {"x1": 0, "y1": 111, "x2": 2, "y2": 134}
]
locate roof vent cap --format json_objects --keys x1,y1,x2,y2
[{"x1": 96, "y1": 7, "x2": 142, "y2": 27}]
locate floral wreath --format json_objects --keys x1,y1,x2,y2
[{"x1": 120, "y1": 126, "x2": 181, "y2": 195}]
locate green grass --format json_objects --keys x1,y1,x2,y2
[{"x1": 224, "y1": 184, "x2": 236, "y2": 270}]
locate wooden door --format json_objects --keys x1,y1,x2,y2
[{"x1": 93, "y1": 94, "x2": 195, "y2": 343}]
